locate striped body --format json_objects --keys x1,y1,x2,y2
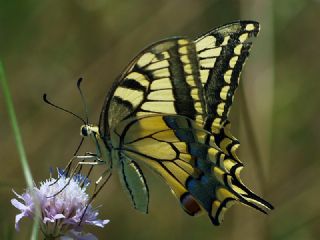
[{"x1": 85, "y1": 21, "x2": 273, "y2": 225}]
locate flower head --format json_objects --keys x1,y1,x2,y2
[{"x1": 11, "y1": 170, "x2": 109, "y2": 239}]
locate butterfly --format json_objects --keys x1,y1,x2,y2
[{"x1": 77, "y1": 20, "x2": 273, "y2": 225}]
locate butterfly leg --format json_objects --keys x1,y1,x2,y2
[
  {"x1": 75, "y1": 151, "x2": 109, "y2": 187},
  {"x1": 49, "y1": 159, "x2": 104, "y2": 197},
  {"x1": 79, "y1": 168, "x2": 112, "y2": 225},
  {"x1": 61, "y1": 154, "x2": 97, "y2": 175},
  {"x1": 61, "y1": 151, "x2": 103, "y2": 178},
  {"x1": 49, "y1": 155, "x2": 92, "y2": 186},
  {"x1": 49, "y1": 154, "x2": 104, "y2": 196},
  {"x1": 74, "y1": 157, "x2": 105, "y2": 179}
]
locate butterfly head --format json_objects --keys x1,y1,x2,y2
[{"x1": 80, "y1": 124, "x2": 99, "y2": 137}]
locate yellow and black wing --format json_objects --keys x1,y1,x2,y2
[
  {"x1": 99, "y1": 20, "x2": 259, "y2": 137},
  {"x1": 96, "y1": 21, "x2": 272, "y2": 223},
  {"x1": 111, "y1": 115, "x2": 273, "y2": 225},
  {"x1": 99, "y1": 21, "x2": 260, "y2": 164},
  {"x1": 193, "y1": 21, "x2": 260, "y2": 167},
  {"x1": 99, "y1": 37, "x2": 206, "y2": 137},
  {"x1": 195, "y1": 21, "x2": 259, "y2": 132},
  {"x1": 99, "y1": 36, "x2": 207, "y2": 215},
  {"x1": 117, "y1": 153, "x2": 149, "y2": 213}
]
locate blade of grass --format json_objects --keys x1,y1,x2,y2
[
  {"x1": 0, "y1": 62, "x2": 33, "y2": 187},
  {"x1": 0, "y1": 61, "x2": 39, "y2": 240}
]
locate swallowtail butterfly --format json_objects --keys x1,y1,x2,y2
[{"x1": 71, "y1": 20, "x2": 273, "y2": 225}]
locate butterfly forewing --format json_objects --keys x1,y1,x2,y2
[
  {"x1": 99, "y1": 38, "x2": 206, "y2": 137},
  {"x1": 100, "y1": 21, "x2": 260, "y2": 139}
]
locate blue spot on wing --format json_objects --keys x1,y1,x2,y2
[
  {"x1": 188, "y1": 143, "x2": 208, "y2": 159},
  {"x1": 175, "y1": 129, "x2": 195, "y2": 142},
  {"x1": 187, "y1": 175, "x2": 219, "y2": 212},
  {"x1": 164, "y1": 115, "x2": 180, "y2": 129}
]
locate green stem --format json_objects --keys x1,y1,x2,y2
[
  {"x1": 0, "y1": 61, "x2": 39, "y2": 240},
  {"x1": 0, "y1": 62, "x2": 33, "y2": 187}
]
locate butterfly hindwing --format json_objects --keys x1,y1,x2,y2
[
  {"x1": 111, "y1": 114, "x2": 272, "y2": 225},
  {"x1": 117, "y1": 154, "x2": 149, "y2": 213}
]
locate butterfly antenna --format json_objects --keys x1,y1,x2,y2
[
  {"x1": 43, "y1": 94, "x2": 86, "y2": 125},
  {"x1": 77, "y1": 78, "x2": 89, "y2": 123}
]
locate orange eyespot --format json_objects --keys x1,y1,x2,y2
[{"x1": 181, "y1": 193, "x2": 201, "y2": 216}]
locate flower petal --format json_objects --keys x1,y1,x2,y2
[
  {"x1": 11, "y1": 198, "x2": 33, "y2": 231},
  {"x1": 43, "y1": 217, "x2": 55, "y2": 223},
  {"x1": 14, "y1": 212, "x2": 28, "y2": 231},
  {"x1": 86, "y1": 219, "x2": 110, "y2": 228},
  {"x1": 11, "y1": 199, "x2": 27, "y2": 212},
  {"x1": 53, "y1": 213, "x2": 66, "y2": 220}
]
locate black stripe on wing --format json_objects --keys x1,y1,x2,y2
[{"x1": 134, "y1": 39, "x2": 205, "y2": 121}]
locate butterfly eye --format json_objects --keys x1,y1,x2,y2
[{"x1": 81, "y1": 126, "x2": 89, "y2": 136}]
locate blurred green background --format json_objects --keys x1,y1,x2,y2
[{"x1": 1, "y1": 0, "x2": 319, "y2": 239}]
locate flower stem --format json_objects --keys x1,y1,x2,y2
[
  {"x1": 0, "y1": 61, "x2": 39, "y2": 239},
  {"x1": 0, "y1": 61, "x2": 33, "y2": 187}
]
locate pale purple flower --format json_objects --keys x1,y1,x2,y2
[{"x1": 11, "y1": 170, "x2": 109, "y2": 239}]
